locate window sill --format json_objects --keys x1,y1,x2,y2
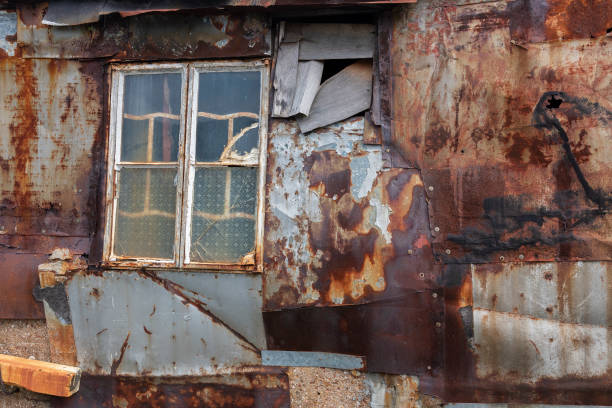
[{"x1": 100, "y1": 261, "x2": 261, "y2": 274}]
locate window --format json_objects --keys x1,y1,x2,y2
[{"x1": 103, "y1": 61, "x2": 269, "y2": 271}]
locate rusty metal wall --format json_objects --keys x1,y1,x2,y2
[
  {"x1": 0, "y1": 54, "x2": 104, "y2": 318},
  {"x1": 262, "y1": 117, "x2": 443, "y2": 374},
  {"x1": 389, "y1": 0, "x2": 612, "y2": 403}
]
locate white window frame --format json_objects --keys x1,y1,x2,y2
[{"x1": 103, "y1": 60, "x2": 269, "y2": 272}]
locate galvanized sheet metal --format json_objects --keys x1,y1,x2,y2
[
  {"x1": 17, "y1": 7, "x2": 272, "y2": 60},
  {"x1": 66, "y1": 270, "x2": 264, "y2": 376},
  {"x1": 391, "y1": 0, "x2": 612, "y2": 264}
]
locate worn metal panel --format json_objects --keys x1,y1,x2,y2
[
  {"x1": 40, "y1": 0, "x2": 417, "y2": 26},
  {"x1": 157, "y1": 271, "x2": 267, "y2": 350},
  {"x1": 473, "y1": 308, "x2": 610, "y2": 383},
  {"x1": 391, "y1": 1, "x2": 612, "y2": 264},
  {"x1": 263, "y1": 116, "x2": 442, "y2": 374},
  {"x1": 54, "y1": 372, "x2": 290, "y2": 408},
  {"x1": 0, "y1": 58, "x2": 103, "y2": 318},
  {"x1": 264, "y1": 117, "x2": 438, "y2": 309},
  {"x1": 472, "y1": 262, "x2": 612, "y2": 326},
  {"x1": 0, "y1": 10, "x2": 16, "y2": 56},
  {"x1": 65, "y1": 270, "x2": 263, "y2": 376},
  {"x1": 17, "y1": 8, "x2": 271, "y2": 60},
  {"x1": 0, "y1": 253, "x2": 46, "y2": 319},
  {"x1": 262, "y1": 351, "x2": 365, "y2": 370}
]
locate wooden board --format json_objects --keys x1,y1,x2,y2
[
  {"x1": 272, "y1": 41, "x2": 300, "y2": 117},
  {"x1": 290, "y1": 60, "x2": 324, "y2": 116},
  {"x1": 290, "y1": 23, "x2": 376, "y2": 60},
  {"x1": 0, "y1": 354, "x2": 80, "y2": 397},
  {"x1": 297, "y1": 60, "x2": 372, "y2": 133}
]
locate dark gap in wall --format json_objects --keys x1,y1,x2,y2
[{"x1": 321, "y1": 58, "x2": 361, "y2": 82}]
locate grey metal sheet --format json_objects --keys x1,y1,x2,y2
[
  {"x1": 262, "y1": 350, "x2": 365, "y2": 370},
  {"x1": 66, "y1": 270, "x2": 261, "y2": 375}
]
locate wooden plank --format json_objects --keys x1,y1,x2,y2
[
  {"x1": 0, "y1": 354, "x2": 80, "y2": 397},
  {"x1": 363, "y1": 112, "x2": 382, "y2": 144},
  {"x1": 290, "y1": 60, "x2": 324, "y2": 116},
  {"x1": 297, "y1": 60, "x2": 372, "y2": 133},
  {"x1": 290, "y1": 23, "x2": 375, "y2": 60},
  {"x1": 272, "y1": 41, "x2": 300, "y2": 117}
]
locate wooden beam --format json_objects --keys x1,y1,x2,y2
[
  {"x1": 297, "y1": 60, "x2": 372, "y2": 133},
  {"x1": 291, "y1": 23, "x2": 376, "y2": 60},
  {"x1": 271, "y1": 41, "x2": 300, "y2": 117},
  {"x1": 0, "y1": 354, "x2": 80, "y2": 397},
  {"x1": 290, "y1": 60, "x2": 324, "y2": 116}
]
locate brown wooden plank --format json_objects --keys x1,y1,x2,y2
[
  {"x1": 272, "y1": 41, "x2": 300, "y2": 117},
  {"x1": 290, "y1": 60, "x2": 324, "y2": 116},
  {"x1": 0, "y1": 354, "x2": 80, "y2": 397},
  {"x1": 291, "y1": 23, "x2": 376, "y2": 60},
  {"x1": 297, "y1": 60, "x2": 372, "y2": 133},
  {"x1": 363, "y1": 112, "x2": 382, "y2": 144}
]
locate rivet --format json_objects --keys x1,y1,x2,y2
[
  {"x1": 435, "y1": 322, "x2": 442, "y2": 328},
  {"x1": 432, "y1": 293, "x2": 438, "y2": 298},
  {"x1": 434, "y1": 226, "x2": 440, "y2": 232},
  {"x1": 419, "y1": 272, "x2": 425, "y2": 278},
  {"x1": 428, "y1": 186, "x2": 434, "y2": 192},
  {"x1": 499, "y1": 255, "x2": 505, "y2": 261},
  {"x1": 518, "y1": 254, "x2": 525, "y2": 260},
  {"x1": 445, "y1": 249, "x2": 451, "y2": 255},
  {"x1": 407, "y1": 249, "x2": 413, "y2": 255},
  {"x1": 427, "y1": 365, "x2": 432, "y2": 370}
]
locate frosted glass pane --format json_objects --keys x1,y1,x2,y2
[
  {"x1": 195, "y1": 71, "x2": 260, "y2": 163},
  {"x1": 121, "y1": 73, "x2": 181, "y2": 162},
  {"x1": 190, "y1": 167, "x2": 257, "y2": 263},
  {"x1": 114, "y1": 167, "x2": 177, "y2": 259}
]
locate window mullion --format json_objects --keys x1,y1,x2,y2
[{"x1": 180, "y1": 65, "x2": 199, "y2": 267}]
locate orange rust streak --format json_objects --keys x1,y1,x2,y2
[{"x1": 10, "y1": 59, "x2": 39, "y2": 217}]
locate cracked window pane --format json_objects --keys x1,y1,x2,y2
[
  {"x1": 195, "y1": 71, "x2": 260, "y2": 163},
  {"x1": 114, "y1": 167, "x2": 177, "y2": 259},
  {"x1": 121, "y1": 73, "x2": 182, "y2": 163},
  {"x1": 190, "y1": 167, "x2": 257, "y2": 263}
]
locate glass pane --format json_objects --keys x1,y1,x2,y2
[
  {"x1": 121, "y1": 73, "x2": 182, "y2": 162},
  {"x1": 195, "y1": 71, "x2": 261, "y2": 162},
  {"x1": 190, "y1": 167, "x2": 258, "y2": 263},
  {"x1": 114, "y1": 167, "x2": 177, "y2": 259}
]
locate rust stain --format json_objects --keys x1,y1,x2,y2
[
  {"x1": 110, "y1": 332, "x2": 131, "y2": 376},
  {"x1": 9, "y1": 59, "x2": 38, "y2": 217}
]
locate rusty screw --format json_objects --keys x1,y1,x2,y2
[
  {"x1": 445, "y1": 249, "x2": 451, "y2": 255},
  {"x1": 518, "y1": 254, "x2": 525, "y2": 260},
  {"x1": 427, "y1": 365, "x2": 432, "y2": 370},
  {"x1": 407, "y1": 249, "x2": 413, "y2": 255},
  {"x1": 434, "y1": 226, "x2": 440, "y2": 233},
  {"x1": 428, "y1": 186, "x2": 434, "y2": 192},
  {"x1": 499, "y1": 255, "x2": 505, "y2": 261},
  {"x1": 435, "y1": 322, "x2": 442, "y2": 328},
  {"x1": 432, "y1": 293, "x2": 438, "y2": 298},
  {"x1": 419, "y1": 272, "x2": 425, "y2": 279}
]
